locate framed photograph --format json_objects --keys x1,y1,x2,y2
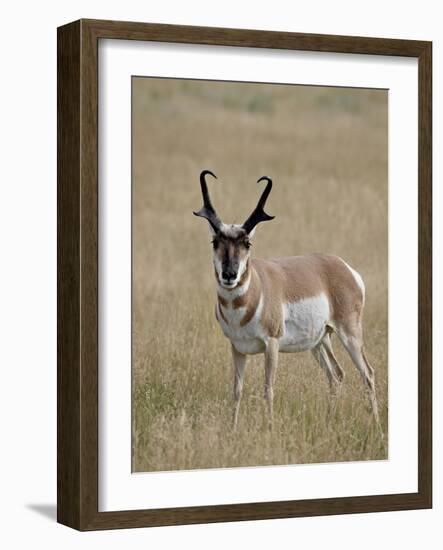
[{"x1": 57, "y1": 19, "x2": 432, "y2": 530}]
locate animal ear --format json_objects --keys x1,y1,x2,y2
[{"x1": 248, "y1": 227, "x2": 256, "y2": 239}]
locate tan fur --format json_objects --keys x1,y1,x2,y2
[
  {"x1": 232, "y1": 293, "x2": 247, "y2": 309},
  {"x1": 216, "y1": 253, "x2": 363, "y2": 334},
  {"x1": 250, "y1": 253, "x2": 364, "y2": 336}
]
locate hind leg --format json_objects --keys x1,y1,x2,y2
[
  {"x1": 312, "y1": 341, "x2": 340, "y2": 395},
  {"x1": 322, "y1": 331, "x2": 345, "y2": 384},
  {"x1": 336, "y1": 323, "x2": 380, "y2": 426},
  {"x1": 311, "y1": 341, "x2": 343, "y2": 422}
]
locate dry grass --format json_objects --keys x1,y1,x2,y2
[{"x1": 132, "y1": 78, "x2": 388, "y2": 472}]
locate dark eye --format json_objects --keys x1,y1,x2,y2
[
  {"x1": 211, "y1": 238, "x2": 219, "y2": 250},
  {"x1": 244, "y1": 240, "x2": 251, "y2": 249}
]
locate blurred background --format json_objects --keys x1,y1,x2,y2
[{"x1": 132, "y1": 77, "x2": 387, "y2": 472}]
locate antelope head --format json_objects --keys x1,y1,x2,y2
[{"x1": 193, "y1": 170, "x2": 274, "y2": 289}]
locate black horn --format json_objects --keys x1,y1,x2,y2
[
  {"x1": 193, "y1": 170, "x2": 222, "y2": 232},
  {"x1": 242, "y1": 176, "x2": 275, "y2": 234}
]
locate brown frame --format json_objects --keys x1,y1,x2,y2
[{"x1": 57, "y1": 18, "x2": 432, "y2": 531}]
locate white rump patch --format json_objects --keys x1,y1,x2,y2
[{"x1": 340, "y1": 258, "x2": 366, "y2": 303}]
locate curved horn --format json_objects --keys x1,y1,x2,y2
[
  {"x1": 193, "y1": 170, "x2": 222, "y2": 231},
  {"x1": 242, "y1": 176, "x2": 275, "y2": 234}
]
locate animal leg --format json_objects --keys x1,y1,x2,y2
[
  {"x1": 231, "y1": 344, "x2": 247, "y2": 429},
  {"x1": 311, "y1": 341, "x2": 340, "y2": 396},
  {"x1": 264, "y1": 338, "x2": 279, "y2": 428},
  {"x1": 322, "y1": 332, "x2": 345, "y2": 384},
  {"x1": 336, "y1": 325, "x2": 381, "y2": 428}
]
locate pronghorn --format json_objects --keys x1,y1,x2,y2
[{"x1": 194, "y1": 170, "x2": 380, "y2": 429}]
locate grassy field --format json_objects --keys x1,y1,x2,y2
[{"x1": 132, "y1": 78, "x2": 388, "y2": 472}]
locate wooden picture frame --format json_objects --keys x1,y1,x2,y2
[{"x1": 57, "y1": 18, "x2": 432, "y2": 530}]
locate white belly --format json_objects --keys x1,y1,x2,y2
[
  {"x1": 278, "y1": 294, "x2": 330, "y2": 352},
  {"x1": 216, "y1": 293, "x2": 330, "y2": 355}
]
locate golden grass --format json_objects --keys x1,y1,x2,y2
[{"x1": 132, "y1": 78, "x2": 388, "y2": 472}]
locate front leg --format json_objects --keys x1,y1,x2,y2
[
  {"x1": 231, "y1": 344, "x2": 247, "y2": 430},
  {"x1": 264, "y1": 338, "x2": 279, "y2": 428}
]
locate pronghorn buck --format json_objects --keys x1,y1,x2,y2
[{"x1": 194, "y1": 170, "x2": 380, "y2": 429}]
